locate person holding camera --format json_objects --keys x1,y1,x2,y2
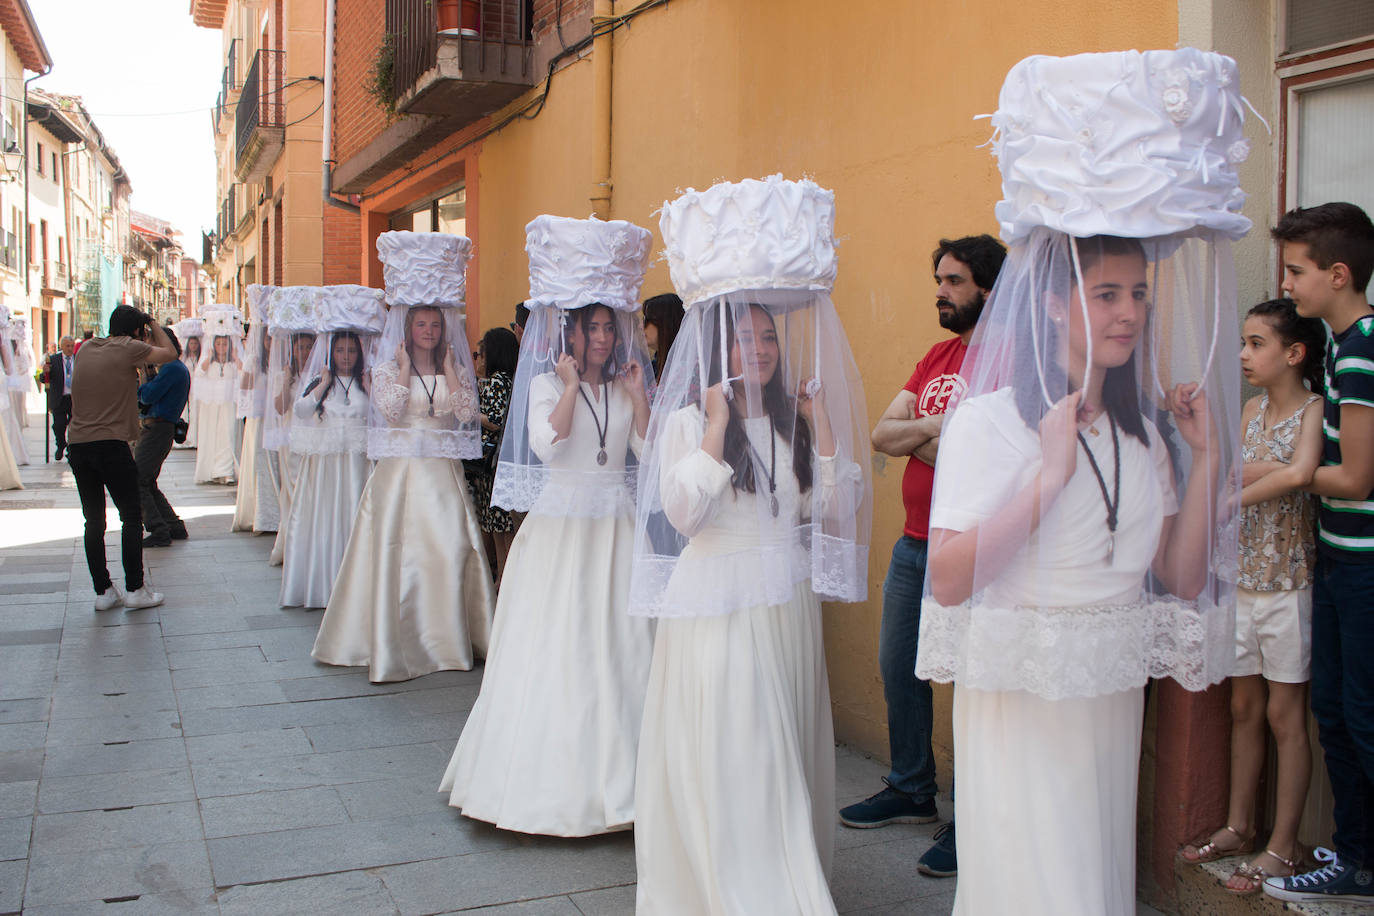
[
  {"x1": 136, "y1": 326, "x2": 191, "y2": 548},
  {"x1": 66, "y1": 305, "x2": 179, "y2": 610}
]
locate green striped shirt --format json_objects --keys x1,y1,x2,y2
[{"x1": 1319, "y1": 313, "x2": 1374, "y2": 559}]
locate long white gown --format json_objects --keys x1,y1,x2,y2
[
  {"x1": 0, "y1": 394, "x2": 21, "y2": 489},
  {"x1": 440, "y1": 374, "x2": 654, "y2": 836},
  {"x1": 635, "y1": 408, "x2": 839, "y2": 915},
  {"x1": 194, "y1": 362, "x2": 239, "y2": 484},
  {"x1": 267, "y1": 444, "x2": 299, "y2": 566},
  {"x1": 923, "y1": 389, "x2": 1177, "y2": 916},
  {"x1": 280, "y1": 383, "x2": 371, "y2": 608},
  {"x1": 312, "y1": 372, "x2": 494, "y2": 683},
  {"x1": 1, "y1": 385, "x2": 28, "y2": 466}
]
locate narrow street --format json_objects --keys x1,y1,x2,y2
[{"x1": 0, "y1": 407, "x2": 986, "y2": 915}]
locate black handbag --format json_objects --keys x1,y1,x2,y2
[{"x1": 173, "y1": 418, "x2": 190, "y2": 444}]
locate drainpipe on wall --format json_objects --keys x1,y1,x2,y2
[
  {"x1": 322, "y1": 0, "x2": 361, "y2": 215},
  {"x1": 589, "y1": 0, "x2": 613, "y2": 219}
]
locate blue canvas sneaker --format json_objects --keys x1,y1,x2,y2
[
  {"x1": 1263, "y1": 848, "x2": 1374, "y2": 904},
  {"x1": 917, "y1": 821, "x2": 957, "y2": 878},
  {"x1": 838, "y1": 779, "x2": 937, "y2": 828}
]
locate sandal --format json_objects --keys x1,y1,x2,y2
[
  {"x1": 1224, "y1": 848, "x2": 1299, "y2": 895},
  {"x1": 1181, "y1": 825, "x2": 1254, "y2": 864}
]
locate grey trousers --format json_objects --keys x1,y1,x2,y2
[{"x1": 135, "y1": 420, "x2": 181, "y2": 539}]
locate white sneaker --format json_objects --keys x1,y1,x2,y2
[
  {"x1": 93, "y1": 585, "x2": 124, "y2": 611},
  {"x1": 123, "y1": 586, "x2": 165, "y2": 610}
]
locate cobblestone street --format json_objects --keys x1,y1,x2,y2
[{"x1": 0, "y1": 408, "x2": 989, "y2": 915}]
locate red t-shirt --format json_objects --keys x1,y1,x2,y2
[{"x1": 900, "y1": 336, "x2": 969, "y2": 540}]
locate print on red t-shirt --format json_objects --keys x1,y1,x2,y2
[{"x1": 900, "y1": 337, "x2": 969, "y2": 540}]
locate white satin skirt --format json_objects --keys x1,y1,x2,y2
[
  {"x1": 10, "y1": 390, "x2": 27, "y2": 428},
  {"x1": 2, "y1": 401, "x2": 29, "y2": 466},
  {"x1": 175, "y1": 395, "x2": 197, "y2": 448},
  {"x1": 194, "y1": 400, "x2": 237, "y2": 484},
  {"x1": 634, "y1": 582, "x2": 837, "y2": 915},
  {"x1": 280, "y1": 449, "x2": 370, "y2": 609},
  {"x1": 952, "y1": 685, "x2": 1144, "y2": 916},
  {"x1": 268, "y1": 446, "x2": 300, "y2": 566},
  {"x1": 440, "y1": 511, "x2": 653, "y2": 836},
  {"x1": 313, "y1": 456, "x2": 494, "y2": 683},
  {"x1": 231, "y1": 417, "x2": 262, "y2": 531},
  {"x1": 0, "y1": 406, "x2": 20, "y2": 490}
]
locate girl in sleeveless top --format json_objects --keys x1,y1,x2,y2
[{"x1": 1184, "y1": 298, "x2": 1327, "y2": 893}]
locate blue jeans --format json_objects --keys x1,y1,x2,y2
[
  {"x1": 1311, "y1": 552, "x2": 1374, "y2": 866},
  {"x1": 877, "y1": 535, "x2": 938, "y2": 801}
]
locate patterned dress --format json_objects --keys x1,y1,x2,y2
[{"x1": 466, "y1": 370, "x2": 514, "y2": 533}]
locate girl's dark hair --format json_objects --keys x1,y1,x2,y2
[
  {"x1": 314, "y1": 331, "x2": 366, "y2": 419},
  {"x1": 1014, "y1": 235, "x2": 1151, "y2": 446},
  {"x1": 481, "y1": 326, "x2": 518, "y2": 377},
  {"x1": 563, "y1": 303, "x2": 619, "y2": 382},
  {"x1": 707, "y1": 304, "x2": 813, "y2": 495},
  {"x1": 290, "y1": 333, "x2": 315, "y2": 375},
  {"x1": 184, "y1": 336, "x2": 202, "y2": 360},
  {"x1": 1246, "y1": 298, "x2": 1326, "y2": 392},
  {"x1": 644, "y1": 293, "x2": 684, "y2": 377}
]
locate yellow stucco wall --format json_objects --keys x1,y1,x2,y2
[{"x1": 472, "y1": 0, "x2": 1179, "y2": 766}]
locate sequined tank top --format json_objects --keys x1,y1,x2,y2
[{"x1": 1237, "y1": 395, "x2": 1319, "y2": 591}]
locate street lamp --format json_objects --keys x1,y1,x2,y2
[{"x1": 0, "y1": 148, "x2": 23, "y2": 183}]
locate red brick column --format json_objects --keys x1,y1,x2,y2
[{"x1": 1149, "y1": 678, "x2": 1232, "y2": 901}]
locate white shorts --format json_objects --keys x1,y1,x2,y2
[{"x1": 1233, "y1": 585, "x2": 1312, "y2": 683}]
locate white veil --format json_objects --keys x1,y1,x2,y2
[
  {"x1": 289, "y1": 285, "x2": 386, "y2": 457},
  {"x1": 171, "y1": 317, "x2": 205, "y2": 374},
  {"x1": 914, "y1": 49, "x2": 1253, "y2": 699},
  {"x1": 367, "y1": 231, "x2": 482, "y2": 461},
  {"x1": 237, "y1": 286, "x2": 274, "y2": 418},
  {"x1": 491, "y1": 214, "x2": 655, "y2": 517},
  {"x1": 198, "y1": 307, "x2": 245, "y2": 404},
  {"x1": 630, "y1": 176, "x2": 872, "y2": 619},
  {"x1": 262, "y1": 287, "x2": 318, "y2": 450},
  {"x1": 7, "y1": 318, "x2": 31, "y2": 390}
]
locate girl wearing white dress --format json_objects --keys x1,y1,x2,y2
[
  {"x1": 914, "y1": 50, "x2": 1249, "y2": 916},
  {"x1": 632, "y1": 177, "x2": 871, "y2": 914},
  {"x1": 280, "y1": 285, "x2": 385, "y2": 608},
  {"x1": 232, "y1": 287, "x2": 277, "y2": 529},
  {"x1": 175, "y1": 331, "x2": 202, "y2": 449},
  {"x1": 313, "y1": 231, "x2": 493, "y2": 682},
  {"x1": 441, "y1": 214, "x2": 656, "y2": 836},
  {"x1": 194, "y1": 326, "x2": 242, "y2": 485}
]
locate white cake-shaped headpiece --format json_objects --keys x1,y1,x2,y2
[
  {"x1": 991, "y1": 48, "x2": 1253, "y2": 244},
  {"x1": 525, "y1": 215, "x2": 653, "y2": 312},
  {"x1": 313, "y1": 285, "x2": 387, "y2": 334},
  {"x1": 267, "y1": 287, "x2": 317, "y2": 334},
  {"x1": 172, "y1": 317, "x2": 203, "y2": 340},
  {"x1": 246, "y1": 284, "x2": 276, "y2": 325},
  {"x1": 202, "y1": 307, "x2": 243, "y2": 338},
  {"x1": 9, "y1": 315, "x2": 26, "y2": 340},
  {"x1": 0, "y1": 305, "x2": 10, "y2": 329},
  {"x1": 659, "y1": 174, "x2": 838, "y2": 308},
  {"x1": 376, "y1": 230, "x2": 472, "y2": 309}
]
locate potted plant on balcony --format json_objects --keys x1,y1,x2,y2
[
  {"x1": 366, "y1": 33, "x2": 398, "y2": 116},
  {"x1": 461, "y1": 0, "x2": 481, "y2": 38},
  {"x1": 437, "y1": 0, "x2": 461, "y2": 34}
]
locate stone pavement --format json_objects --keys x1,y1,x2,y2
[{"x1": 0, "y1": 403, "x2": 1165, "y2": 915}]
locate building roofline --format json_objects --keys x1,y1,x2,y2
[{"x1": 2, "y1": 0, "x2": 53, "y2": 72}]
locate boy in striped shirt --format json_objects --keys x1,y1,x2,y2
[{"x1": 1264, "y1": 202, "x2": 1374, "y2": 905}]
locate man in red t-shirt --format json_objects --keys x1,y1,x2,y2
[{"x1": 840, "y1": 235, "x2": 1005, "y2": 877}]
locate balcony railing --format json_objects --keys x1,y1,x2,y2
[
  {"x1": 44, "y1": 261, "x2": 69, "y2": 292},
  {"x1": 236, "y1": 48, "x2": 285, "y2": 159},
  {"x1": 386, "y1": 0, "x2": 533, "y2": 116}
]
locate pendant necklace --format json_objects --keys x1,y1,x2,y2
[
  {"x1": 578, "y1": 381, "x2": 610, "y2": 465},
  {"x1": 416, "y1": 372, "x2": 438, "y2": 417},
  {"x1": 1076, "y1": 412, "x2": 1120, "y2": 563},
  {"x1": 339, "y1": 377, "x2": 353, "y2": 405},
  {"x1": 746, "y1": 415, "x2": 780, "y2": 518}
]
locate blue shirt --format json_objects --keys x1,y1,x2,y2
[{"x1": 138, "y1": 359, "x2": 191, "y2": 423}]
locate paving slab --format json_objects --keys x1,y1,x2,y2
[
  {"x1": 197, "y1": 784, "x2": 351, "y2": 838},
  {"x1": 216, "y1": 869, "x2": 400, "y2": 916},
  {"x1": 22, "y1": 840, "x2": 213, "y2": 907},
  {"x1": 32, "y1": 801, "x2": 203, "y2": 855},
  {"x1": 36, "y1": 766, "x2": 195, "y2": 814}
]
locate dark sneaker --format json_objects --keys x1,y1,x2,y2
[
  {"x1": 1264, "y1": 848, "x2": 1374, "y2": 903},
  {"x1": 839, "y1": 779, "x2": 937, "y2": 828},
  {"x1": 168, "y1": 524, "x2": 189, "y2": 541},
  {"x1": 917, "y1": 822, "x2": 957, "y2": 878},
  {"x1": 142, "y1": 533, "x2": 172, "y2": 548}
]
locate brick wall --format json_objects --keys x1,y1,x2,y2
[
  {"x1": 332, "y1": 0, "x2": 389, "y2": 167},
  {"x1": 531, "y1": 0, "x2": 592, "y2": 45},
  {"x1": 322, "y1": 203, "x2": 362, "y2": 284}
]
